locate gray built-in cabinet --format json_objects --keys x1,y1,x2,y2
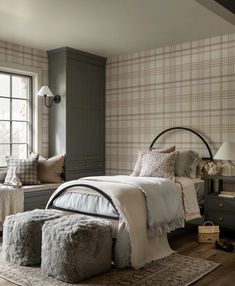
[{"x1": 48, "y1": 47, "x2": 106, "y2": 181}]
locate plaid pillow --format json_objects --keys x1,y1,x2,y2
[{"x1": 5, "y1": 156, "x2": 40, "y2": 185}]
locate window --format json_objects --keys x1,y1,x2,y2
[{"x1": 0, "y1": 72, "x2": 32, "y2": 166}]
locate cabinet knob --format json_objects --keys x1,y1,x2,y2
[
  {"x1": 219, "y1": 217, "x2": 223, "y2": 222},
  {"x1": 73, "y1": 165, "x2": 77, "y2": 169},
  {"x1": 219, "y1": 203, "x2": 223, "y2": 208}
]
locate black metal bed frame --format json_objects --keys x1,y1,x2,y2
[
  {"x1": 48, "y1": 127, "x2": 213, "y2": 216},
  {"x1": 149, "y1": 126, "x2": 213, "y2": 161}
]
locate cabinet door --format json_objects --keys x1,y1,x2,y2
[
  {"x1": 67, "y1": 58, "x2": 89, "y2": 108},
  {"x1": 66, "y1": 58, "x2": 105, "y2": 162}
]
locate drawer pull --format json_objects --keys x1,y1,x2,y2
[
  {"x1": 219, "y1": 203, "x2": 223, "y2": 208},
  {"x1": 219, "y1": 217, "x2": 224, "y2": 222},
  {"x1": 73, "y1": 165, "x2": 77, "y2": 169}
]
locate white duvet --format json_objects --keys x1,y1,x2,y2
[{"x1": 47, "y1": 175, "x2": 200, "y2": 268}]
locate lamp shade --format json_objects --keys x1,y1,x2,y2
[
  {"x1": 214, "y1": 142, "x2": 235, "y2": 161},
  {"x1": 37, "y1": 86, "x2": 54, "y2": 97}
]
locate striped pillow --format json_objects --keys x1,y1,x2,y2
[{"x1": 5, "y1": 155, "x2": 40, "y2": 185}]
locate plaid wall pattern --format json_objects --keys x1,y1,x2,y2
[
  {"x1": 0, "y1": 40, "x2": 49, "y2": 157},
  {"x1": 106, "y1": 34, "x2": 235, "y2": 175}
]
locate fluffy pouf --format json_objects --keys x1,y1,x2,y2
[
  {"x1": 2, "y1": 209, "x2": 63, "y2": 266},
  {"x1": 41, "y1": 215, "x2": 112, "y2": 283}
]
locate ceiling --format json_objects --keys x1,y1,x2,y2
[{"x1": 0, "y1": 0, "x2": 234, "y2": 57}]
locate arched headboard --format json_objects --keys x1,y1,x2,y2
[{"x1": 149, "y1": 127, "x2": 213, "y2": 161}]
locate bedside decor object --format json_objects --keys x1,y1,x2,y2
[
  {"x1": 198, "y1": 221, "x2": 220, "y2": 243},
  {"x1": 37, "y1": 85, "x2": 61, "y2": 108},
  {"x1": 214, "y1": 142, "x2": 235, "y2": 176},
  {"x1": 205, "y1": 161, "x2": 222, "y2": 176}
]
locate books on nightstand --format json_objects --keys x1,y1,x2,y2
[{"x1": 218, "y1": 191, "x2": 235, "y2": 198}]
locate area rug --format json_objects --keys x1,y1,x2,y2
[{"x1": 0, "y1": 249, "x2": 219, "y2": 286}]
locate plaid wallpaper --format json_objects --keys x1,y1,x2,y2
[
  {"x1": 106, "y1": 33, "x2": 235, "y2": 175},
  {"x1": 0, "y1": 40, "x2": 49, "y2": 157}
]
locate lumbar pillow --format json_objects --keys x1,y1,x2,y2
[
  {"x1": 140, "y1": 151, "x2": 177, "y2": 180},
  {"x1": 31, "y1": 153, "x2": 65, "y2": 183},
  {"x1": 5, "y1": 155, "x2": 40, "y2": 185},
  {"x1": 130, "y1": 146, "x2": 176, "y2": 176},
  {"x1": 175, "y1": 150, "x2": 199, "y2": 177}
]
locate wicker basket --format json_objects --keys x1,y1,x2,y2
[{"x1": 198, "y1": 221, "x2": 220, "y2": 243}]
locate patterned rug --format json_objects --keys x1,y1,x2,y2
[{"x1": 0, "y1": 248, "x2": 220, "y2": 286}]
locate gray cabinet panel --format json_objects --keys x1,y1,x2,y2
[{"x1": 48, "y1": 47, "x2": 106, "y2": 181}]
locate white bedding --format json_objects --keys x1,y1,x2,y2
[{"x1": 47, "y1": 175, "x2": 200, "y2": 269}]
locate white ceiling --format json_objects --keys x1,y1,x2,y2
[{"x1": 0, "y1": 0, "x2": 234, "y2": 57}]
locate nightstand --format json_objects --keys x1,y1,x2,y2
[{"x1": 204, "y1": 175, "x2": 235, "y2": 230}]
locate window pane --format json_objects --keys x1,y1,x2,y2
[
  {"x1": 12, "y1": 76, "x2": 29, "y2": 99},
  {"x1": 0, "y1": 98, "x2": 10, "y2": 120},
  {"x1": 12, "y1": 122, "x2": 27, "y2": 143},
  {"x1": 0, "y1": 144, "x2": 10, "y2": 166},
  {"x1": 12, "y1": 144, "x2": 27, "y2": 159},
  {"x1": 0, "y1": 74, "x2": 10, "y2": 97},
  {"x1": 0, "y1": 121, "x2": 10, "y2": 143},
  {"x1": 12, "y1": 99, "x2": 28, "y2": 121}
]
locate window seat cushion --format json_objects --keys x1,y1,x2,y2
[{"x1": 23, "y1": 183, "x2": 61, "y2": 193}]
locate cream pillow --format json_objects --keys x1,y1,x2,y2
[
  {"x1": 130, "y1": 146, "x2": 175, "y2": 176},
  {"x1": 31, "y1": 153, "x2": 65, "y2": 183},
  {"x1": 140, "y1": 151, "x2": 177, "y2": 180}
]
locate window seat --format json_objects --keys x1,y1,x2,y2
[{"x1": 23, "y1": 183, "x2": 62, "y2": 211}]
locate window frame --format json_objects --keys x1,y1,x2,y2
[{"x1": 0, "y1": 71, "x2": 33, "y2": 166}]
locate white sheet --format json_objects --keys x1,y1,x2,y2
[{"x1": 47, "y1": 175, "x2": 187, "y2": 268}]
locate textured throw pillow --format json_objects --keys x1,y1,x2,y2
[
  {"x1": 31, "y1": 153, "x2": 65, "y2": 183},
  {"x1": 5, "y1": 155, "x2": 40, "y2": 185},
  {"x1": 190, "y1": 156, "x2": 202, "y2": 179},
  {"x1": 140, "y1": 151, "x2": 177, "y2": 180},
  {"x1": 130, "y1": 146, "x2": 176, "y2": 176},
  {"x1": 175, "y1": 150, "x2": 199, "y2": 177}
]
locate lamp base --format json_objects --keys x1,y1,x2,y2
[{"x1": 220, "y1": 161, "x2": 235, "y2": 176}]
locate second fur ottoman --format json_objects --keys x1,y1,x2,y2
[
  {"x1": 2, "y1": 209, "x2": 63, "y2": 266},
  {"x1": 41, "y1": 214, "x2": 112, "y2": 283}
]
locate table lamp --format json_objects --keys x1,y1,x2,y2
[{"x1": 214, "y1": 142, "x2": 235, "y2": 176}]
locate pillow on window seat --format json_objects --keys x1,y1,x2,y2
[
  {"x1": 5, "y1": 155, "x2": 40, "y2": 185},
  {"x1": 31, "y1": 153, "x2": 65, "y2": 183}
]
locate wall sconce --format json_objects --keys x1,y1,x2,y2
[{"x1": 37, "y1": 86, "x2": 61, "y2": 108}]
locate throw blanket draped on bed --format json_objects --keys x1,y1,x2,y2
[
  {"x1": 47, "y1": 175, "x2": 202, "y2": 268},
  {"x1": 82, "y1": 176, "x2": 185, "y2": 237}
]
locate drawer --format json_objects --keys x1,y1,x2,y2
[
  {"x1": 207, "y1": 197, "x2": 235, "y2": 213},
  {"x1": 207, "y1": 211, "x2": 235, "y2": 229},
  {"x1": 67, "y1": 160, "x2": 104, "y2": 172}
]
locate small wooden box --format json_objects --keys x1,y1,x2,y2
[{"x1": 198, "y1": 221, "x2": 220, "y2": 243}]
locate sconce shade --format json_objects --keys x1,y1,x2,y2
[
  {"x1": 214, "y1": 142, "x2": 235, "y2": 161},
  {"x1": 37, "y1": 86, "x2": 54, "y2": 97}
]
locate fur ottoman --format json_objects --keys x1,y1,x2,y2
[
  {"x1": 2, "y1": 209, "x2": 63, "y2": 266},
  {"x1": 41, "y1": 215, "x2": 112, "y2": 283}
]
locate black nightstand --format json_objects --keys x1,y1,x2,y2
[{"x1": 204, "y1": 175, "x2": 235, "y2": 230}]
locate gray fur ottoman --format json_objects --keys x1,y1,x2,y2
[
  {"x1": 2, "y1": 209, "x2": 63, "y2": 266},
  {"x1": 41, "y1": 215, "x2": 112, "y2": 283}
]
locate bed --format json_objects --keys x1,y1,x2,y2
[{"x1": 46, "y1": 127, "x2": 213, "y2": 269}]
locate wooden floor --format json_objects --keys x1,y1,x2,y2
[{"x1": 0, "y1": 227, "x2": 235, "y2": 286}]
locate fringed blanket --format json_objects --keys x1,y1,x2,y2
[{"x1": 0, "y1": 185, "x2": 24, "y2": 231}]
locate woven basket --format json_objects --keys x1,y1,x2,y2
[{"x1": 198, "y1": 221, "x2": 220, "y2": 243}]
